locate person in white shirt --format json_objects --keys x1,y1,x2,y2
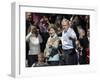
[
  {"x1": 61, "y1": 18, "x2": 78, "y2": 65},
  {"x1": 26, "y1": 26, "x2": 42, "y2": 67}
]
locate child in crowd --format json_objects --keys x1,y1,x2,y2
[{"x1": 32, "y1": 53, "x2": 48, "y2": 67}]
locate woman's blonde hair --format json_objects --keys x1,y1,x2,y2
[{"x1": 48, "y1": 24, "x2": 57, "y2": 33}]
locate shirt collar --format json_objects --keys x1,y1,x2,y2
[{"x1": 63, "y1": 27, "x2": 70, "y2": 33}]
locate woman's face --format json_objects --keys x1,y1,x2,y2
[
  {"x1": 49, "y1": 28, "x2": 55, "y2": 37},
  {"x1": 32, "y1": 28, "x2": 37, "y2": 34}
]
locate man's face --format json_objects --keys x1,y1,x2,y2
[
  {"x1": 61, "y1": 20, "x2": 69, "y2": 30},
  {"x1": 26, "y1": 12, "x2": 32, "y2": 21}
]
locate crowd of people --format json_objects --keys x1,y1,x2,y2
[{"x1": 25, "y1": 12, "x2": 90, "y2": 67}]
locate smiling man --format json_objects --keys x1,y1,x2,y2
[{"x1": 61, "y1": 18, "x2": 78, "y2": 65}]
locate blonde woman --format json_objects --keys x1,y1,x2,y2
[
  {"x1": 44, "y1": 24, "x2": 60, "y2": 66},
  {"x1": 26, "y1": 26, "x2": 42, "y2": 67}
]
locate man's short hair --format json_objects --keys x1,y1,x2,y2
[{"x1": 61, "y1": 18, "x2": 69, "y2": 25}]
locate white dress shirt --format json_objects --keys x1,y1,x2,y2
[{"x1": 61, "y1": 27, "x2": 77, "y2": 50}]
